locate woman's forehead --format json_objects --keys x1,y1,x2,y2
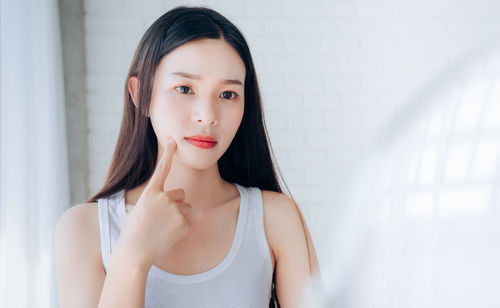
[{"x1": 156, "y1": 38, "x2": 245, "y2": 81}]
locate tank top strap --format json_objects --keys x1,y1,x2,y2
[
  {"x1": 246, "y1": 186, "x2": 273, "y2": 268},
  {"x1": 95, "y1": 184, "x2": 274, "y2": 306},
  {"x1": 97, "y1": 189, "x2": 126, "y2": 274}
]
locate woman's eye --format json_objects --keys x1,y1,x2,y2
[
  {"x1": 175, "y1": 85, "x2": 193, "y2": 94},
  {"x1": 220, "y1": 91, "x2": 238, "y2": 100}
]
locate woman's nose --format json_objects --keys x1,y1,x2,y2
[{"x1": 192, "y1": 98, "x2": 218, "y2": 126}]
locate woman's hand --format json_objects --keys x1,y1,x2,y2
[{"x1": 110, "y1": 137, "x2": 191, "y2": 270}]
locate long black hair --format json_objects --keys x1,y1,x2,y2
[{"x1": 87, "y1": 6, "x2": 316, "y2": 307}]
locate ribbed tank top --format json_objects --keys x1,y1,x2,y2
[{"x1": 97, "y1": 183, "x2": 273, "y2": 307}]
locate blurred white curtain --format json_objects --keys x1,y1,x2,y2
[
  {"x1": 0, "y1": 0, "x2": 70, "y2": 307},
  {"x1": 301, "y1": 45, "x2": 500, "y2": 308}
]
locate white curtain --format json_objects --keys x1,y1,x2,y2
[
  {"x1": 0, "y1": 0, "x2": 70, "y2": 307},
  {"x1": 301, "y1": 46, "x2": 500, "y2": 308}
]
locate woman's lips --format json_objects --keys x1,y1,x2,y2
[{"x1": 185, "y1": 138, "x2": 217, "y2": 149}]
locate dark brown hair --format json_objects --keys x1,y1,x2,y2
[{"x1": 86, "y1": 6, "x2": 318, "y2": 306}]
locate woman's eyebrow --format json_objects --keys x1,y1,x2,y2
[{"x1": 169, "y1": 71, "x2": 243, "y2": 86}]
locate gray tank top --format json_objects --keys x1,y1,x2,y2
[{"x1": 97, "y1": 183, "x2": 273, "y2": 307}]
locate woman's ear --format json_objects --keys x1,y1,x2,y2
[
  {"x1": 128, "y1": 76, "x2": 139, "y2": 109},
  {"x1": 128, "y1": 76, "x2": 149, "y2": 117}
]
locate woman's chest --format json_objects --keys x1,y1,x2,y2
[{"x1": 152, "y1": 204, "x2": 239, "y2": 275}]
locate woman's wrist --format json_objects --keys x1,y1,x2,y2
[{"x1": 109, "y1": 247, "x2": 153, "y2": 274}]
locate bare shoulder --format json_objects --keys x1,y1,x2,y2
[
  {"x1": 261, "y1": 190, "x2": 298, "y2": 217},
  {"x1": 261, "y1": 190, "x2": 307, "y2": 260},
  {"x1": 54, "y1": 202, "x2": 106, "y2": 307},
  {"x1": 261, "y1": 190, "x2": 304, "y2": 226},
  {"x1": 55, "y1": 202, "x2": 101, "y2": 260},
  {"x1": 55, "y1": 202, "x2": 99, "y2": 236},
  {"x1": 261, "y1": 190, "x2": 320, "y2": 306},
  {"x1": 57, "y1": 201, "x2": 98, "y2": 219}
]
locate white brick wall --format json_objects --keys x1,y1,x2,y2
[{"x1": 83, "y1": 0, "x2": 500, "y2": 268}]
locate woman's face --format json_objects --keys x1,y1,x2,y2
[{"x1": 149, "y1": 38, "x2": 246, "y2": 170}]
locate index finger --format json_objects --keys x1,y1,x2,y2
[{"x1": 145, "y1": 137, "x2": 177, "y2": 192}]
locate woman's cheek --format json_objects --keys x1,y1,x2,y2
[
  {"x1": 150, "y1": 105, "x2": 178, "y2": 144},
  {"x1": 162, "y1": 92, "x2": 190, "y2": 114}
]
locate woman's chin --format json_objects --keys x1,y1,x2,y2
[{"x1": 177, "y1": 152, "x2": 219, "y2": 171}]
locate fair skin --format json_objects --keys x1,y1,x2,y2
[
  {"x1": 127, "y1": 38, "x2": 246, "y2": 211},
  {"x1": 125, "y1": 38, "x2": 247, "y2": 275},
  {"x1": 54, "y1": 38, "x2": 319, "y2": 308}
]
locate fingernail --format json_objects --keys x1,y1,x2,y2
[{"x1": 167, "y1": 137, "x2": 174, "y2": 145}]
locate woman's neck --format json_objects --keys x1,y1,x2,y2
[{"x1": 124, "y1": 161, "x2": 238, "y2": 212}]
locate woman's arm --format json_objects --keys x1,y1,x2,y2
[
  {"x1": 98, "y1": 255, "x2": 149, "y2": 308},
  {"x1": 262, "y1": 191, "x2": 320, "y2": 308},
  {"x1": 54, "y1": 203, "x2": 149, "y2": 308}
]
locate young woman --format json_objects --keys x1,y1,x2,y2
[{"x1": 55, "y1": 6, "x2": 319, "y2": 308}]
